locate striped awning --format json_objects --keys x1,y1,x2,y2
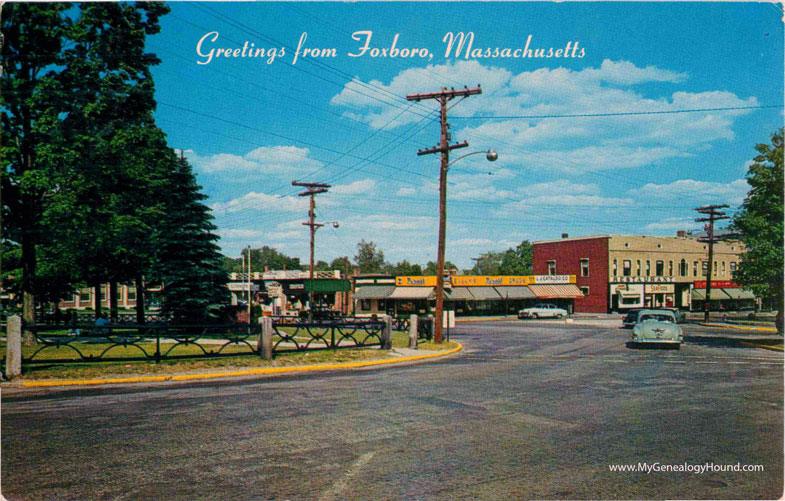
[
  {"x1": 445, "y1": 287, "x2": 474, "y2": 300},
  {"x1": 692, "y1": 288, "x2": 732, "y2": 300},
  {"x1": 723, "y1": 288, "x2": 756, "y2": 300},
  {"x1": 465, "y1": 287, "x2": 503, "y2": 300},
  {"x1": 389, "y1": 287, "x2": 434, "y2": 299},
  {"x1": 353, "y1": 285, "x2": 395, "y2": 299},
  {"x1": 528, "y1": 284, "x2": 584, "y2": 299},
  {"x1": 494, "y1": 286, "x2": 536, "y2": 299}
]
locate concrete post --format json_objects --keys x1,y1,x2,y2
[
  {"x1": 408, "y1": 315, "x2": 418, "y2": 349},
  {"x1": 381, "y1": 315, "x2": 392, "y2": 350},
  {"x1": 6, "y1": 315, "x2": 22, "y2": 378},
  {"x1": 261, "y1": 317, "x2": 274, "y2": 361}
]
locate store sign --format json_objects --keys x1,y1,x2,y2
[
  {"x1": 396, "y1": 276, "x2": 438, "y2": 287},
  {"x1": 228, "y1": 282, "x2": 260, "y2": 292},
  {"x1": 645, "y1": 284, "x2": 675, "y2": 294},
  {"x1": 693, "y1": 280, "x2": 739, "y2": 289},
  {"x1": 451, "y1": 276, "x2": 530, "y2": 287},
  {"x1": 611, "y1": 276, "x2": 674, "y2": 283},
  {"x1": 531, "y1": 275, "x2": 575, "y2": 284}
]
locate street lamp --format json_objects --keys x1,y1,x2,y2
[{"x1": 432, "y1": 149, "x2": 498, "y2": 343}]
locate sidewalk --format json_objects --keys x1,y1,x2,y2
[{"x1": 1, "y1": 344, "x2": 464, "y2": 390}]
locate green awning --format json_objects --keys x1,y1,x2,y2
[
  {"x1": 445, "y1": 287, "x2": 474, "y2": 300},
  {"x1": 722, "y1": 288, "x2": 756, "y2": 300},
  {"x1": 353, "y1": 285, "x2": 395, "y2": 299},
  {"x1": 494, "y1": 286, "x2": 536, "y2": 300},
  {"x1": 466, "y1": 287, "x2": 503, "y2": 300},
  {"x1": 303, "y1": 279, "x2": 352, "y2": 292},
  {"x1": 692, "y1": 288, "x2": 731, "y2": 300}
]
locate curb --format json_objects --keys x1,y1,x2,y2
[
  {"x1": 740, "y1": 341, "x2": 784, "y2": 352},
  {"x1": 698, "y1": 322, "x2": 778, "y2": 333},
  {"x1": 17, "y1": 343, "x2": 464, "y2": 388},
  {"x1": 456, "y1": 317, "x2": 516, "y2": 323}
]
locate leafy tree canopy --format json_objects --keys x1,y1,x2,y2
[{"x1": 354, "y1": 240, "x2": 386, "y2": 274}]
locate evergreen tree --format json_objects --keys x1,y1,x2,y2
[{"x1": 152, "y1": 156, "x2": 229, "y2": 323}]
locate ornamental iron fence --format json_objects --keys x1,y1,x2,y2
[{"x1": 270, "y1": 317, "x2": 385, "y2": 353}]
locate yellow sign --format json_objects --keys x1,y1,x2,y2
[
  {"x1": 451, "y1": 276, "x2": 531, "y2": 287},
  {"x1": 396, "y1": 276, "x2": 438, "y2": 287}
]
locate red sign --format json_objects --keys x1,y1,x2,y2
[{"x1": 693, "y1": 280, "x2": 739, "y2": 289}]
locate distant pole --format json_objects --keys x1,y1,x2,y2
[
  {"x1": 407, "y1": 85, "x2": 482, "y2": 343},
  {"x1": 292, "y1": 181, "x2": 331, "y2": 320},
  {"x1": 246, "y1": 246, "x2": 252, "y2": 325},
  {"x1": 695, "y1": 205, "x2": 730, "y2": 322}
]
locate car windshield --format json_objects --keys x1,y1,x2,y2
[{"x1": 639, "y1": 314, "x2": 673, "y2": 322}]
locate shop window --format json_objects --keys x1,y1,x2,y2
[
  {"x1": 360, "y1": 299, "x2": 371, "y2": 311},
  {"x1": 679, "y1": 259, "x2": 687, "y2": 277},
  {"x1": 621, "y1": 296, "x2": 639, "y2": 305},
  {"x1": 636, "y1": 260, "x2": 641, "y2": 276},
  {"x1": 668, "y1": 261, "x2": 673, "y2": 276},
  {"x1": 547, "y1": 261, "x2": 556, "y2": 275},
  {"x1": 580, "y1": 286, "x2": 590, "y2": 296},
  {"x1": 580, "y1": 259, "x2": 589, "y2": 277},
  {"x1": 378, "y1": 299, "x2": 387, "y2": 311},
  {"x1": 622, "y1": 260, "x2": 631, "y2": 277},
  {"x1": 655, "y1": 261, "x2": 664, "y2": 276}
]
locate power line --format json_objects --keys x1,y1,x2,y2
[{"x1": 452, "y1": 104, "x2": 782, "y2": 120}]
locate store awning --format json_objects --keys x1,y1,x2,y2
[
  {"x1": 353, "y1": 285, "x2": 395, "y2": 299},
  {"x1": 303, "y1": 278, "x2": 352, "y2": 292},
  {"x1": 528, "y1": 284, "x2": 584, "y2": 299},
  {"x1": 721, "y1": 288, "x2": 756, "y2": 300},
  {"x1": 445, "y1": 287, "x2": 474, "y2": 300},
  {"x1": 389, "y1": 287, "x2": 434, "y2": 299},
  {"x1": 494, "y1": 286, "x2": 536, "y2": 299},
  {"x1": 692, "y1": 288, "x2": 732, "y2": 300},
  {"x1": 465, "y1": 287, "x2": 503, "y2": 300}
]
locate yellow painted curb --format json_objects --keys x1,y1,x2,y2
[
  {"x1": 698, "y1": 322, "x2": 778, "y2": 332},
  {"x1": 20, "y1": 343, "x2": 464, "y2": 388},
  {"x1": 740, "y1": 341, "x2": 784, "y2": 352}
]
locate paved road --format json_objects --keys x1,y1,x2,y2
[{"x1": 2, "y1": 321, "x2": 782, "y2": 499}]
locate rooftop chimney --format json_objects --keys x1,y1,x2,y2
[
  {"x1": 676, "y1": 230, "x2": 686, "y2": 238},
  {"x1": 561, "y1": 233, "x2": 569, "y2": 239}
]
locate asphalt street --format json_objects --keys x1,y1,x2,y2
[{"x1": 2, "y1": 320, "x2": 783, "y2": 500}]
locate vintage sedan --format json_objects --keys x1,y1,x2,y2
[
  {"x1": 631, "y1": 310, "x2": 684, "y2": 348},
  {"x1": 518, "y1": 304, "x2": 568, "y2": 319}
]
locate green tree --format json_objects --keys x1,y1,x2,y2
[
  {"x1": 424, "y1": 260, "x2": 458, "y2": 275},
  {"x1": 1, "y1": 2, "x2": 70, "y2": 331},
  {"x1": 499, "y1": 241, "x2": 533, "y2": 275},
  {"x1": 151, "y1": 156, "x2": 229, "y2": 323},
  {"x1": 386, "y1": 260, "x2": 424, "y2": 276},
  {"x1": 223, "y1": 246, "x2": 303, "y2": 274},
  {"x1": 355, "y1": 240, "x2": 386, "y2": 274},
  {"x1": 330, "y1": 256, "x2": 353, "y2": 276},
  {"x1": 731, "y1": 129, "x2": 784, "y2": 320}
]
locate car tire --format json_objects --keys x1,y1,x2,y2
[
  {"x1": 556, "y1": 313, "x2": 564, "y2": 319},
  {"x1": 532, "y1": 313, "x2": 539, "y2": 319}
]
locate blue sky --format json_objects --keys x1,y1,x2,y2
[{"x1": 146, "y1": 2, "x2": 784, "y2": 270}]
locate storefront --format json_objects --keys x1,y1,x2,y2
[
  {"x1": 609, "y1": 276, "x2": 679, "y2": 311},
  {"x1": 691, "y1": 280, "x2": 757, "y2": 312}
]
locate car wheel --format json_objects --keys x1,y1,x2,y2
[
  {"x1": 532, "y1": 313, "x2": 539, "y2": 319},
  {"x1": 556, "y1": 313, "x2": 564, "y2": 319}
]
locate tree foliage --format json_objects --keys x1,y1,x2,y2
[
  {"x1": 223, "y1": 246, "x2": 303, "y2": 273},
  {"x1": 731, "y1": 129, "x2": 784, "y2": 307},
  {"x1": 466, "y1": 241, "x2": 533, "y2": 275},
  {"x1": 354, "y1": 240, "x2": 386, "y2": 274}
]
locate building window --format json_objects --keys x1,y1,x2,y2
[
  {"x1": 79, "y1": 288, "x2": 91, "y2": 302},
  {"x1": 613, "y1": 259, "x2": 618, "y2": 276},
  {"x1": 655, "y1": 261, "x2": 664, "y2": 276},
  {"x1": 702, "y1": 260, "x2": 708, "y2": 274},
  {"x1": 714, "y1": 261, "x2": 718, "y2": 273},
  {"x1": 547, "y1": 261, "x2": 556, "y2": 275},
  {"x1": 580, "y1": 286, "x2": 590, "y2": 296},
  {"x1": 100, "y1": 285, "x2": 107, "y2": 302},
  {"x1": 679, "y1": 259, "x2": 688, "y2": 277},
  {"x1": 636, "y1": 260, "x2": 641, "y2": 276},
  {"x1": 580, "y1": 259, "x2": 589, "y2": 277},
  {"x1": 730, "y1": 262, "x2": 737, "y2": 274},
  {"x1": 127, "y1": 288, "x2": 136, "y2": 301},
  {"x1": 721, "y1": 261, "x2": 726, "y2": 276},
  {"x1": 623, "y1": 260, "x2": 632, "y2": 276},
  {"x1": 645, "y1": 260, "x2": 651, "y2": 276},
  {"x1": 378, "y1": 299, "x2": 387, "y2": 311},
  {"x1": 360, "y1": 299, "x2": 371, "y2": 311},
  {"x1": 668, "y1": 261, "x2": 673, "y2": 276}
]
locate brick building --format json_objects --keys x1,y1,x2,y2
[{"x1": 533, "y1": 234, "x2": 751, "y2": 313}]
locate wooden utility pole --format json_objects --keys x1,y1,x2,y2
[
  {"x1": 292, "y1": 181, "x2": 331, "y2": 319},
  {"x1": 407, "y1": 85, "x2": 482, "y2": 343},
  {"x1": 695, "y1": 205, "x2": 730, "y2": 322}
]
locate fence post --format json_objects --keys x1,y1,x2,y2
[
  {"x1": 408, "y1": 314, "x2": 418, "y2": 349},
  {"x1": 381, "y1": 315, "x2": 392, "y2": 350},
  {"x1": 6, "y1": 316, "x2": 22, "y2": 378},
  {"x1": 261, "y1": 317, "x2": 274, "y2": 361}
]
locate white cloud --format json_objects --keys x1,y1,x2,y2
[
  {"x1": 331, "y1": 179, "x2": 377, "y2": 195},
  {"x1": 187, "y1": 145, "x2": 323, "y2": 176},
  {"x1": 451, "y1": 238, "x2": 495, "y2": 246},
  {"x1": 217, "y1": 229, "x2": 265, "y2": 240},
  {"x1": 396, "y1": 187, "x2": 417, "y2": 196},
  {"x1": 629, "y1": 179, "x2": 749, "y2": 205},
  {"x1": 643, "y1": 218, "x2": 697, "y2": 232},
  {"x1": 210, "y1": 192, "x2": 306, "y2": 214}
]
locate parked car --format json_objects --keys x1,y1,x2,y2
[
  {"x1": 621, "y1": 309, "x2": 644, "y2": 328},
  {"x1": 518, "y1": 304, "x2": 568, "y2": 319},
  {"x1": 664, "y1": 307, "x2": 687, "y2": 323},
  {"x1": 630, "y1": 309, "x2": 683, "y2": 348}
]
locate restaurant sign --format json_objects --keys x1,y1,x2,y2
[
  {"x1": 611, "y1": 276, "x2": 674, "y2": 283},
  {"x1": 693, "y1": 280, "x2": 740, "y2": 289}
]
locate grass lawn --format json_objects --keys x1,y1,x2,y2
[{"x1": 0, "y1": 331, "x2": 458, "y2": 380}]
